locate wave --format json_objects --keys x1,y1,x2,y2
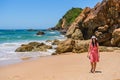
[
  {"x1": 0, "y1": 30, "x2": 66, "y2": 63},
  {"x1": 49, "y1": 32, "x2": 56, "y2": 34}
]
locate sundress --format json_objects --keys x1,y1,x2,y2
[{"x1": 89, "y1": 42, "x2": 99, "y2": 62}]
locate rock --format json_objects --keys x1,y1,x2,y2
[
  {"x1": 36, "y1": 31, "x2": 45, "y2": 35},
  {"x1": 28, "y1": 42, "x2": 42, "y2": 47},
  {"x1": 52, "y1": 39, "x2": 60, "y2": 45},
  {"x1": 15, "y1": 42, "x2": 52, "y2": 52},
  {"x1": 56, "y1": 39, "x2": 90, "y2": 54},
  {"x1": 72, "y1": 40, "x2": 90, "y2": 53},
  {"x1": 46, "y1": 40, "x2": 52, "y2": 42},
  {"x1": 55, "y1": 0, "x2": 120, "y2": 47},
  {"x1": 95, "y1": 32, "x2": 112, "y2": 43},
  {"x1": 66, "y1": 7, "x2": 91, "y2": 39},
  {"x1": 71, "y1": 29, "x2": 83, "y2": 40},
  {"x1": 52, "y1": 53, "x2": 58, "y2": 55},
  {"x1": 60, "y1": 29, "x2": 67, "y2": 35},
  {"x1": 33, "y1": 44, "x2": 52, "y2": 52},
  {"x1": 27, "y1": 29, "x2": 38, "y2": 31},
  {"x1": 15, "y1": 45, "x2": 34, "y2": 52},
  {"x1": 111, "y1": 28, "x2": 120, "y2": 47},
  {"x1": 98, "y1": 25, "x2": 109, "y2": 32},
  {"x1": 99, "y1": 46, "x2": 114, "y2": 52},
  {"x1": 66, "y1": 24, "x2": 77, "y2": 38},
  {"x1": 56, "y1": 39, "x2": 75, "y2": 54}
]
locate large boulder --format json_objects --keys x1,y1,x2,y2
[
  {"x1": 15, "y1": 42, "x2": 52, "y2": 52},
  {"x1": 15, "y1": 45, "x2": 34, "y2": 52},
  {"x1": 71, "y1": 29, "x2": 83, "y2": 40},
  {"x1": 52, "y1": 39, "x2": 60, "y2": 45},
  {"x1": 28, "y1": 42, "x2": 42, "y2": 47},
  {"x1": 66, "y1": 24, "x2": 77, "y2": 38},
  {"x1": 111, "y1": 28, "x2": 120, "y2": 47},
  {"x1": 56, "y1": 39, "x2": 90, "y2": 54},
  {"x1": 56, "y1": 39, "x2": 75, "y2": 54},
  {"x1": 72, "y1": 40, "x2": 90, "y2": 53}
]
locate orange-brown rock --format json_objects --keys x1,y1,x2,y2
[
  {"x1": 111, "y1": 28, "x2": 120, "y2": 47},
  {"x1": 65, "y1": 0, "x2": 120, "y2": 46},
  {"x1": 56, "y1": 39, "x2": 75, "y2": 53}
]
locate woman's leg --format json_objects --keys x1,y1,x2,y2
[
  {"x1": 90, "y1": 62, "x2": 94, "y2": 73},
  {"x1": 93, "y1": 62, "x2": 96, "y2": 73}
]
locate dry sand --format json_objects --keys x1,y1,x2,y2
[{"x1": 0, "y1": 51, "x2": 120, "y2": 80}]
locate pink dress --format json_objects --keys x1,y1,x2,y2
[{"x1": 89, "y1": 42, "x2": 99, "y2": 62}]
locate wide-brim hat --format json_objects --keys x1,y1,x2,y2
[{"x1": 91, "y1": 36, "x2": 96, "y2": 39}]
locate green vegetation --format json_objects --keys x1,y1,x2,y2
[{"x1": 55, "y1": 8, "x2": 83, "y2": 29}]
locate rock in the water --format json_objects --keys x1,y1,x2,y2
[
  {"x1": 46, "y1": 40, "x2": 52, "y2": 42},
  {"x1": 56, "y1": 39, "x2": 75, "y2": 54},
  {"x1": 15, "y1": 45, "x2": 34, "y2": 52},
  {"x1": 52, "y1": 39, "x2": 60, "y2": 45},
  {"x1": 36, "y1": 31, "x2": 45, "y2": 35},
  {"x1": 111, "y1": 28, "x2": 120, "y2": 47},
  {"x1": 15, "y1": 42, "x2": 52, "y2": 52},
  {"x1": 27, "y1": 29, "x2": 38, "y2": 31},
  {"x1": 28, "y1": 42, "x2": 43, "y2": 47}
]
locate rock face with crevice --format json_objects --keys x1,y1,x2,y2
[{"x1": 65, "y1": 0, "x2": 120, "y2": 47}]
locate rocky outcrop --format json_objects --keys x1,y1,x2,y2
[
  {"x1": 55, "y1": 39, "x2": 120, "y2": 54},
  {"x1": 64, "y1": 0, "x2": 120, "y2": 47},
  {"x1": 15, "y1": 45, "x2": 34, "y2": 52},
  {"x1": 72, "y1": 40, "x2": 90, "y2": 53},
  {"x1": 66, "y1": 7, "x2": 91, "y2": 40},
  {"x1": 50, "y1": 8, "x2": 83, "y2": 32},
  {"x1": 56, "y1": 39, "x2": 75, "y2": 54},
  {"x1": 56, "y1": 39, "x2": 90, "y2": 54},
  {"x1": 15, "y1": 42, "x2": 52, "y2": 52},
  {"x1": 52, "y1": 39, "x2": 60, "y2": 45},
  {"x1": 111, "y1": 28, "x2": 120, "y2": 47},
  {"x1": 36, "y1": 31, "x2": 45, "y2": 35}
]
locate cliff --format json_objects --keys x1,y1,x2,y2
[
  {"x1": 50, "y1": 8, "x2": 82, "y2": 33},
  {"x1": 65, "y1": 0, "x2": 120, "y2": 47}
]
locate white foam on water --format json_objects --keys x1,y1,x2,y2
[
  {"x1": 49, "y1": 31, "x2": 56, "y2": 34},
  {"x1": 0, "y1": 33, "x2": 66, "y2": 66},
  {"x1": 0, "y1": 40, "x2": 56, "y2": 61}
]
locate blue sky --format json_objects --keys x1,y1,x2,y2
[{"x1": 0, "y1": 0, "x2": 102, "y2": 29}]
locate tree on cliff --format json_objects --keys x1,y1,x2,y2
[{"x1": 55, "y1": 8, "x2": 83, "y2": 30}]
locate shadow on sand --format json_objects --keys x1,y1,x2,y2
[{"x1": 95, "y1": 71, "x2": 102, "y2": 73}]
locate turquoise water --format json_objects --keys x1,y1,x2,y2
[
  {"x1": 0, "y1": 29, "x2": 66, "y2": 65},
  {"x1": 0, "y1": 29, "x2": 64, "y2": 43}
]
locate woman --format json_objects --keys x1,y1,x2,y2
[{"x1": 87, "y1": 36, "x2": 100, "y2": 73}]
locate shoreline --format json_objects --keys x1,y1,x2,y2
[
  {"x1": 0, "y1": 51, "x2": 120, "y2": 80},
  {"x1": 0, "y1": 30, "x2": 67, "y2": 66}
]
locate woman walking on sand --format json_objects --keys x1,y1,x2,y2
[{"x1": 87, "y1": 36, "x2": 100, "y2": 73}]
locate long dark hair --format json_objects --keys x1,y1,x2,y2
[{"x1": 92, "y1": 38, "x2": 98, "y2": 47}]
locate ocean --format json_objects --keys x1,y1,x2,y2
[{"x1": 0, "y1": 29, "x2": 66, "y2": 66}]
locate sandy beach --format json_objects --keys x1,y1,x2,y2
[{"x1": 0, "y1": 51, "x2": 120, "y2": 80}]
